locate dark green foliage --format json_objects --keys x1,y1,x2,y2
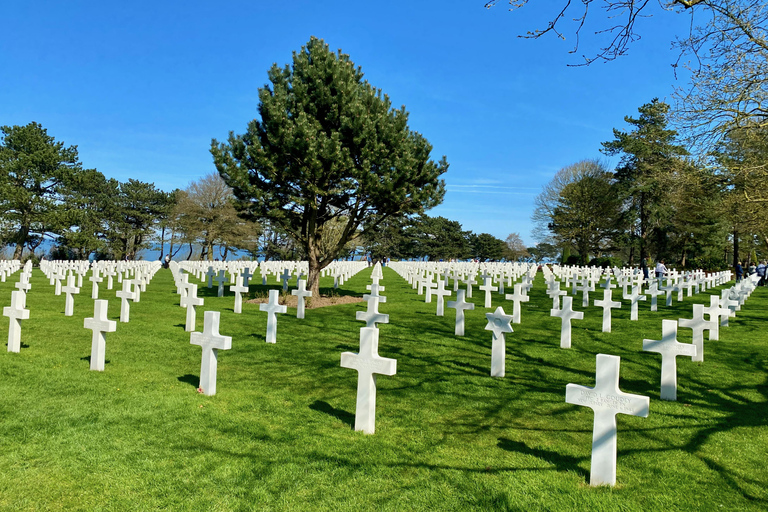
[
  {"x1": 0, "y1": 122, "x2": 83, "y2": 258},
  {"x1": 471, "y1": 232, "x2": 507, "y2": 261},
  {"x1": 601, "y1": 99, "x2": 689, "y2": 262},
  {"x1": 409, "y1": 215, "x2": 472, "y2": 260},
  {"x1": 211, "y1": 37, "x2": 447, "y2": 292},
  {"x1": 588, "y1": 256, "x2": 624, "y2": 268}
]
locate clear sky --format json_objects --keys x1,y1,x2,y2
[{"x1": 1, "y1": 1, "x2": 693, "y2": 246}]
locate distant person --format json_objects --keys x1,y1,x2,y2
[
  {"x1": 655, "y1": 260, "x2": 667, "y2": 281},
  {"x1": 748, "y1": 262, "x2": 757, "y2": 275},
  {"x1": 163, "y1": 254, "x2": 171, "y2": 269},
  {"x1": 641, "y1": 258, "x2": 649, "y2": 282},
  {"x1": 735, "y1": 261, "x2": 743, "y2": 282},
  {"x1": 757, "y1": 260, "x2": 766, "y2": 286}
]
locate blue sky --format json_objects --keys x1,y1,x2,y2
[{"x1": 1, "y1": 1, "x2": 693, "y2": 246}]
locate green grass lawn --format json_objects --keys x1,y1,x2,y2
[{"x1": 0, "y1": 266, "x2": 765, "y2": 511}]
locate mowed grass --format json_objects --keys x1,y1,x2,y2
[{"x1": 0, "y1": 265, "x2": 765, "y2": 511}]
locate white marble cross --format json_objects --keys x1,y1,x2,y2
[
  {"x1": 84, "y1": 300, "x2": 117, "y2": 371},
  {"x1": 291, "y1": 279, "x2": 313, "y2": 319},
  {"x1": 702, "y1": 295, "x2": 725, "y2": 340},
  {"x1": 356, "y1": 295, "x2": 389, "y2": 328},
  {"x1": 3, "y1": 290, "x2": 29, "y2": 353},
  {"x1": 566, "y1": 354, "x2": 650, "y2": 486},
  {"x1": 594, "y1": 289, "x2": 621, "y2": 333},
  {"x1": 206, "y1": 266, "x2": 216, "y2": 288},
  {"x1": 116, "y1": 279, "x2": 135, "y2": 323},
  {"x1": 643, "y1": 320, "x2": 696, "y2": 401},
  {"x1": 215, "y1": 270, "x2": 227, "y2": 297},
  {"x1": 62, "y1": 275, "x2": 80, "y2": 317},
  {"x1": 623, "y1": 285, "x2": 646, "y2": 321},
  {"x1": 241, "y1": 267, "x2": 254, "y2": 287},
  {"x1": 551, "y1": 296, "x2": 584, "y2": 349},
  {"x1": 230, "y1": 275, "x2": 249, "y2": 314},
  {"x1": 433, "y1": 279, "x2": 452, "y2": 316},
  {"x1": 575, "y1": 278, "x2": 592, "y2": 308},
  {"x1": 423, "y1": 278, "x2": 436, "y2": 303},
  {"x1": 190, "y1": 311, "x2": 232, "y2": 396},
  {"x1": 260, "y1": 289, "x2": 287, "y2": 343},
  {"x1": 485, "y1": 306, "x2": 513, "y2": 377},
  {"x1": 505, "y1": 283, "x2": 529, "y2": 324},
  {"x1": 463, "y1": 275, "x2": 475, "y2": 298},
  {"x1": 678, "y1": 304, "x2": 715, "y2": 363},
  {"x1": 181, "y1": 283, "x2": 204, "y2": 332},
  {"x1": 479, "y1": 277, "x2": 498, "y2": 309},
  {"x1": 89, "y1": 268, "x2": 103, "y2": 299},
  {"x1": 646, "y1": 282, "x2": 664, "y2": 312},
  {"x1": 447, "y1": 289, "x2": 474, "y2": 336},
  {"x1": 364, "y1": 281, "x2": 386, "y2": 304},
  {"x1": 15, "y1": 272, "x2": 32, "y2": 295},
  {"x1": 280, "y1": 268, "x2": 292, "y2": 292},
  {"x1": 340, "y1": 327, "x2": 397, "y2": 434},
  {"x1": 546, "y1": 280, "x2": 566, "y2": 310}
]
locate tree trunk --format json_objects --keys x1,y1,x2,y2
[
  {"x1": 733, "y1": 227, "x2": 740, "y2": 267},
  {"x1": 13, "y1": 223, "x2": 29, "y2": 260}
]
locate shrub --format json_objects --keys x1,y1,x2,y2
[{"x1": 588, "y1": 256, "x2": 624, "y2": 268}]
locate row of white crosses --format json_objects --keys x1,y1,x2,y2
[
  {"x1": 3, "y1": 262, "x2": 33, "y2": 353},
  {"x1": 391, "y1": 260, "x2": 755, "y2": 486},
  {"x1": 341, "y1": 263, "x2": 397, "y2": 434}
]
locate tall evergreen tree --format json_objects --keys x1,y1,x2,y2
[
  {"x1": 211, "y1": 37, "x2": 447, "y2": 295},
  {"x1": 601, "y1": 99, "x2": 689, "y2": 263},
  {"x1": 0, "y1": 122, "x2": 83, "y2": 259}
]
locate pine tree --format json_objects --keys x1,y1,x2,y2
[{"x1": 211, "y1": 37, "x2": 447, "y2": 295}]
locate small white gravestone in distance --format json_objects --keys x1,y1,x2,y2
[
  {"x1": 3, "y1": 291, "x2": 29, "y2": 353},
  {"x1": 505, "y1": 283, "x2": 529, "y2": 324},
  {"x1": 447, "y1": 289, "x2": 474, "y2": 336},
  {"x1": 702, "y1": 295, "x2": 725, "y2": 341},
  {"x1": 241, "y1": 267, "x2": 253, "y2": 287},
  {"x1": 182, "y1": 283, "x2": 204, "y2": 331},
  {"x1": 340, "y1": 327, "x2": 397, "y2": 434},
  {"x1": 116, "y1": 279, "x2": 135, "y2": 323},
  {"x1": 62, "y1": 275, "x2": 80, "y2": 317},
  {"x1": 84, "y1": 300, "x2": 117, "y2": 371},
  {"x1": 433, "y1": 279, "x2": 451, "y2": 316},
  {"x1": 190, "y1": 311, "x2": 232, "y2": 396},
  {"x1": 230, "y1": 275, "x2": 248, "y2": 314},
  {"x1": 206, "y1": 267, "x2": 216, "y2": 288},
  {"x1": 485, "y1": 306, "x2": 513, "y2": 377},
  {"x1": 479, "y1": 277, "x2": 498, "y2": 309},
  {"x1": 90, "y1": 268, "x2": 103, "y2": 299},
  {"x1": 594, "y1": 288, "x2": 621, "y2": 333},
  {"x1": 215, "y1": 270, "x2": 227, "y2": 298},
  {"x1": 678, "y1": 304, "x2": 715, "y2": 363},
  {"x1": 565, "y1": 354, "x2": 650, "y2": 486},
  {"x1": 260, "y1": 289, "x2": 287, "y2": 344},
  {"x1": 291, "y1": 279, "x2": 312, "y2": 319},
  {"x1": 643, "y1": 319, "x2": 696, "y2": 401},
  {"x1": 551, "y1": 296, "x2": 584, "y2": 349},
  {"x1": 623, "y1": 285, "x2": 646, "y2": 321}
]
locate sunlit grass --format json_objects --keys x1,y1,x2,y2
[{"x1": 0, "y1": 266, "x2": 765, "y2": 511}]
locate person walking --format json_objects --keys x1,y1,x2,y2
[
  {"x1": 655, "y1": 260, "x2": 667, "y2": 281},
  {"x1": 735, "y1": 261, "x2": 744, "y2": 282}
]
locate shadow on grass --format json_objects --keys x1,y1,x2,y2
[
  {"x1": 497, "y1": 437, "x2": 588, "y2": 480},
  {"x1": 79, "y1": 355, "x2": 110, "y2": 365},
  {"x1": 178, "y1": 374, "x2": 199, "y2": 388},
  {"x1": 309, "y1": 400, "x2": 354, "y2": 428}
]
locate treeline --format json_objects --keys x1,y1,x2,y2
[
  {"x1": 531, "y1": 99, "x2": 768, "y2": 270},
  {"x1": 0, "y1": 122, "x2": 261, "y2": 262}
]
